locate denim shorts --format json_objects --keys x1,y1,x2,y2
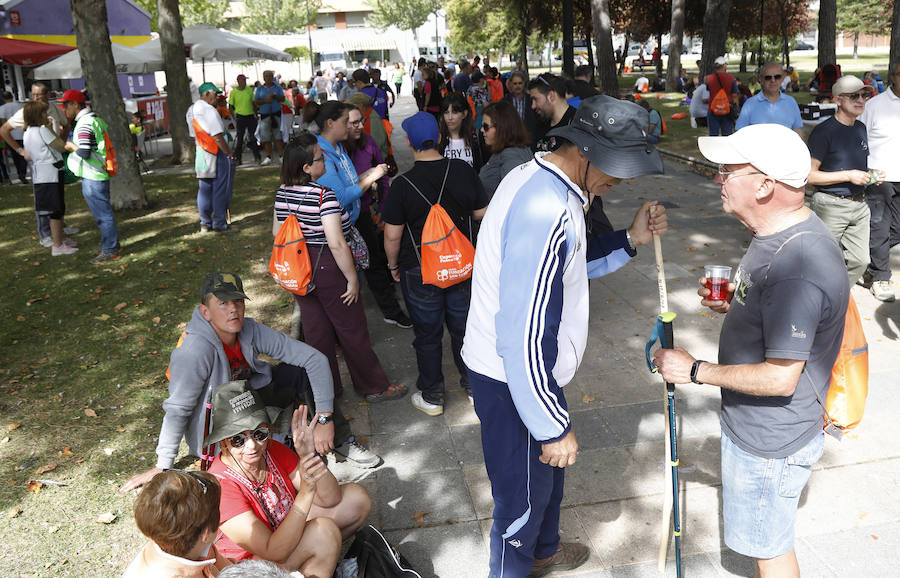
[{"x1": 721, "y1": 431, "x2": 825, "y2": 559}]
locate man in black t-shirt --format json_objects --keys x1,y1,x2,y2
[
  {"x1": 807, "y1": 75, "x2": 881, "y2": 286},
  {"x1": 654, "y1": 125, "x2": 848, "y2": 578},
  {"x1": 382, "y1": 112, "x2": 488, "y2": 416},
  {"x1": 528, "y1": 73, "x2": 576, "y2": 152}
]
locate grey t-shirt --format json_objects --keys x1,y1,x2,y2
[{"x1": 718, "y1": 213, "x2": 848, "y2": 459}]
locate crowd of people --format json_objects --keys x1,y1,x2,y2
[{"x1": 10, "y1": 50, "x2": 895, "y2": 577}]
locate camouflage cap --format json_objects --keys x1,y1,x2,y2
[
  {"x1": 204, "y1": 380, "x2": 281, "y2": 447},
  {"x1": 200, "y1": 272, "x2": 250, "y2": 301}
]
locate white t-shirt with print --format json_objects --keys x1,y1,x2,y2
[{"x1": 443, "y1": 138, "x2": 473, "y2": 166}]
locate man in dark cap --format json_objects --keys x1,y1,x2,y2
[
  {"x1": 121, "y1": 272, "x2": 380, "y2": 493},
  {"x1": 462, "y1": 95, "x2": 668, "y2": 577}
]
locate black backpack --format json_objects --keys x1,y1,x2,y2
[{"x1": 343, "y1": 525, "x2": 422, "y2": 577}]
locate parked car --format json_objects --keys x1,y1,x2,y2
[
  {"x1": 661, "y1": 44, "x2": 688, "y2": 55},
  {"x1": 793, "y1": 41, "x2": 815, "y2": 51}
]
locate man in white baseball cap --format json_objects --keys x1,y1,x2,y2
[
  {"x1": 654, "y1": 123, "x2": 849, "y2": 578},
  {"x1": 807, "y1": 74, "x2": 881, "y2": 287}
]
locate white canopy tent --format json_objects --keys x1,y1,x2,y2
[
  {"x1": 33, "y1": 42, "x2": 164, "y2": 79},
  {"x1": 142, "y1": 24, "x2": 291, "y2": 64}
]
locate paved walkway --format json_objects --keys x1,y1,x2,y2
[{"x1": 156, "y1": 97, "x2": 900, "y2": 577}]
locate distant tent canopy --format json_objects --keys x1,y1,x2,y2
[{"x1": 0, "y1": 37, "x2": 76, "y2": 66}]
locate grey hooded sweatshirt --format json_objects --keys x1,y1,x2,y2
[{"x1": 154, "y1": 307, "x2": 334, "y2": 469}]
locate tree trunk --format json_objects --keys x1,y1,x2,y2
[
  {"x1": 655, "y1": 32, "x2": 663, "y2": 77},
  {"x1": 779, "y1": 1, "x2": 789, "y2": 67},
  {"x1": 853, "y1": 32, "x2": 859, "y2": 59},
  {"x1": 591, "y1": 0, "x2": 619, "y2": 96},
  {"x1": 619, "y1": 32, "x2": 630, "y2": 75},
  {"x1": 586, "y1": 28, "x2": 595, "y2": 76},
  {"x1": 740, "y1": 40, "x2": 748, "y2": 73},
  {"x1": 158, "y1": 0, "x2": 194, "y2": 165},
  {"x1": 666, "y1": 0, "x2": 686, "y2": 89},
  {"x1": 519, "y1": 3, "x2": 529, "y2": 75},
  {"x1": 892, "y1": 0, "x2": 900, "y2": 71},
  {"x1": 700, "y1": 0, "x2": 733, "y2": 78},
  {"x1": 818, "y1": 0, "x2": 836, "y2": 67},
  {"x1": 70, "y1": 0, "x2": 146, "y2": 210},
  {"x1": 562, "y1": 0, "x2": 575, "y2": 77}
]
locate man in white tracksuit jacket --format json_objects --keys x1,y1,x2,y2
[{"x1": 462, "y1": 96, "x2": 668, "y2": 577}]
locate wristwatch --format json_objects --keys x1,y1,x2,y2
[
  {"x1": 690, "y1": 360, "x2": 706, "y2": 385},
  {"x1": 316, "y1": 413, "x2": 334, "y2": 425}
]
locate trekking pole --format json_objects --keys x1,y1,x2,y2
[
  {"x1": 200, "y1": 385, "x2": 215, "y2": 472},
  {"x1": 642, "y1": 206, "x2": 683, "y2": 577}
]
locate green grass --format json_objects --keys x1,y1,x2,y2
[{"x1": 0, "y1": 166, "x2": 293, "y2": 575}]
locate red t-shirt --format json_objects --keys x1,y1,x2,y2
[
  {"x1": 222, "y1": 339, "x2": 252, "y2": 382},
  {"x1": 210, "y1": 441, "x2": 300, "y2": 560}
]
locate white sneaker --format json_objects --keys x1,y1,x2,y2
[
  {"x1": 260, "y1": 157, "x2": 272, "y2": 166},
  {"x1": 871, "y1": 280, "x2": 895, "y2": 302},
  {"x1": 39, "y1": 237, "x2": 53, "y2": 247},
  {"x1": 411, "y1": 391, "x2": 443, "y2": 416},
  {"x1": 62, "y1": 238, "x2": 77, "y2": 247},
  {"x1": 333, "y1": 436, "x2": 382, "y2": 469},
  {"x1": 51, "y1": 244, "x2": 79, "y2": 256}
]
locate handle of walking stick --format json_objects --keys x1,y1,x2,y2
[{"x1": 651, "y1": 205, "x2": 668, "y2": 314}]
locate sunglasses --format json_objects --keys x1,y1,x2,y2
[
  {"x1": 717, "y1": 165, "x2": 763, "y2": 181},
  {"x1": 537, "y1": 75, "x2": 552, "y2": 87},
  {"x1": 763, "y1": 74, "x2": 783, "y2": 81},
  {"x1": 481, "y1": 122, "x2": 495, "y2": 131},
  {"x1": 840, "y1": 92, "x2": 872, "y2": 101},
  {"x1": 163, "y1": 468, "x2": 208, "y2": 494},
  {"x1": 229, "y1": 427, "x2": 270, "y2": 448}
]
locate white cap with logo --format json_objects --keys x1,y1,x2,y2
[{"x1": 698, "y1": 124, "x2": 811, "y2": 188}]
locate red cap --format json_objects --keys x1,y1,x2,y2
[
  {"x1": 60, "y1": 89, "x2": 86, "y2": 103},
  {"x1": 236, "y1": 74, "x2": 247, "y2": 81}
]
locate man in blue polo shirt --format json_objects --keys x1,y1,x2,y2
[
  {"x1": 253, "y1": 70, "x2": 285, "y2": 165},
  {"x1": 736, "y1": 63, "x2": 803, "y2": 136}
]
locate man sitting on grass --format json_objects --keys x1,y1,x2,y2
[{"x1": 121, "y1": 271, "x2": 381, "y2": 493}]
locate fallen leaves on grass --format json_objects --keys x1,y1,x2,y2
[
  {"x1": 582, "y1": 393, "x2": 595, "y2": 404},
  {"x1": 1, "y1": 437, "x2": 9, "y2": 444},
  {"x1": 7, "y1": 423, "x2": 20, "y2": 431},
  {"x1": 60, "y1": 446, "x2": 74, "y2": 457},
  {"x1": 95, "y1": 512, "x2": 117, "y2": 524},
  {"x1": 8, "y1": 507, "x2": 21, "y2": 518},
  {"x1": 94, "y1": 314, "x2": 110, "y2": 321},
  {"x1": 410, "y1": 511, "x2": 431, "y2": 524},
  {"x1": 152, "y1": 316, "x2": 161, "y2": 324},
  {"x1": 84, "y1": 408, "x2": 98, "y2": 418},
  {"x1": 115, "y1": 425, "x2": 125, "y2": 432},
  {"x1": 113, "y1": 302, "x2": 128, "y2": 312},
  {"x1": 35, "y1": 463, "x2": 58, "y2": 475},
  {"x1": 26, "y1": 480, "x2": 43, "y2": 493}
]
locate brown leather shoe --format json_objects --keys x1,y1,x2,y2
[{"x1": 528, "y1": 542, "x2": 589, "y2": 577}]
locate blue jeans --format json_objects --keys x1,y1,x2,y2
[
  {"x1": 707, "y1": 113, "x2": 734, "y2": 136},
  {"x1": 81, "y1": 178, "x2": 119, "y2": 253},
  {"x1": 197, "y1": 153, "x2": 234, "y2": 230},
  {"x1": 398, "y1": 267, "x2": 470, "y2": 404},
  {"x1": 721, "y1": 431, "x2": 824, "y2": 559}
]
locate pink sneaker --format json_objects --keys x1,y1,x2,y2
[
  {"x1": 62, "y1": 238, "x2": 77, "y2": 247},
  {"x1": 51, "y1": 244, "x2": 79, "y2": 256}
]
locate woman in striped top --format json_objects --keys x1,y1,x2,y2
[{"x1": 273, "y1": 132, "x2": 406, "y2": 403}]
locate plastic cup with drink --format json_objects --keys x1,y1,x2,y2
[{"x1": 704, "y1": 265, "x2": 732, "y2": 301}]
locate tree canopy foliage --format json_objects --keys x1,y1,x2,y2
[
  {"x1": 837, "y1": 0, "x2": 893, "y2": 57},
  {"x1": 368, "y1": 0, "x2": 435, "y2": 35},
  {"x1": 134, "y1": 0, "x2": 228, "y2": 31},
  {"x1": 240, "y1": 0, "x2": 319, "y2": 35}
]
